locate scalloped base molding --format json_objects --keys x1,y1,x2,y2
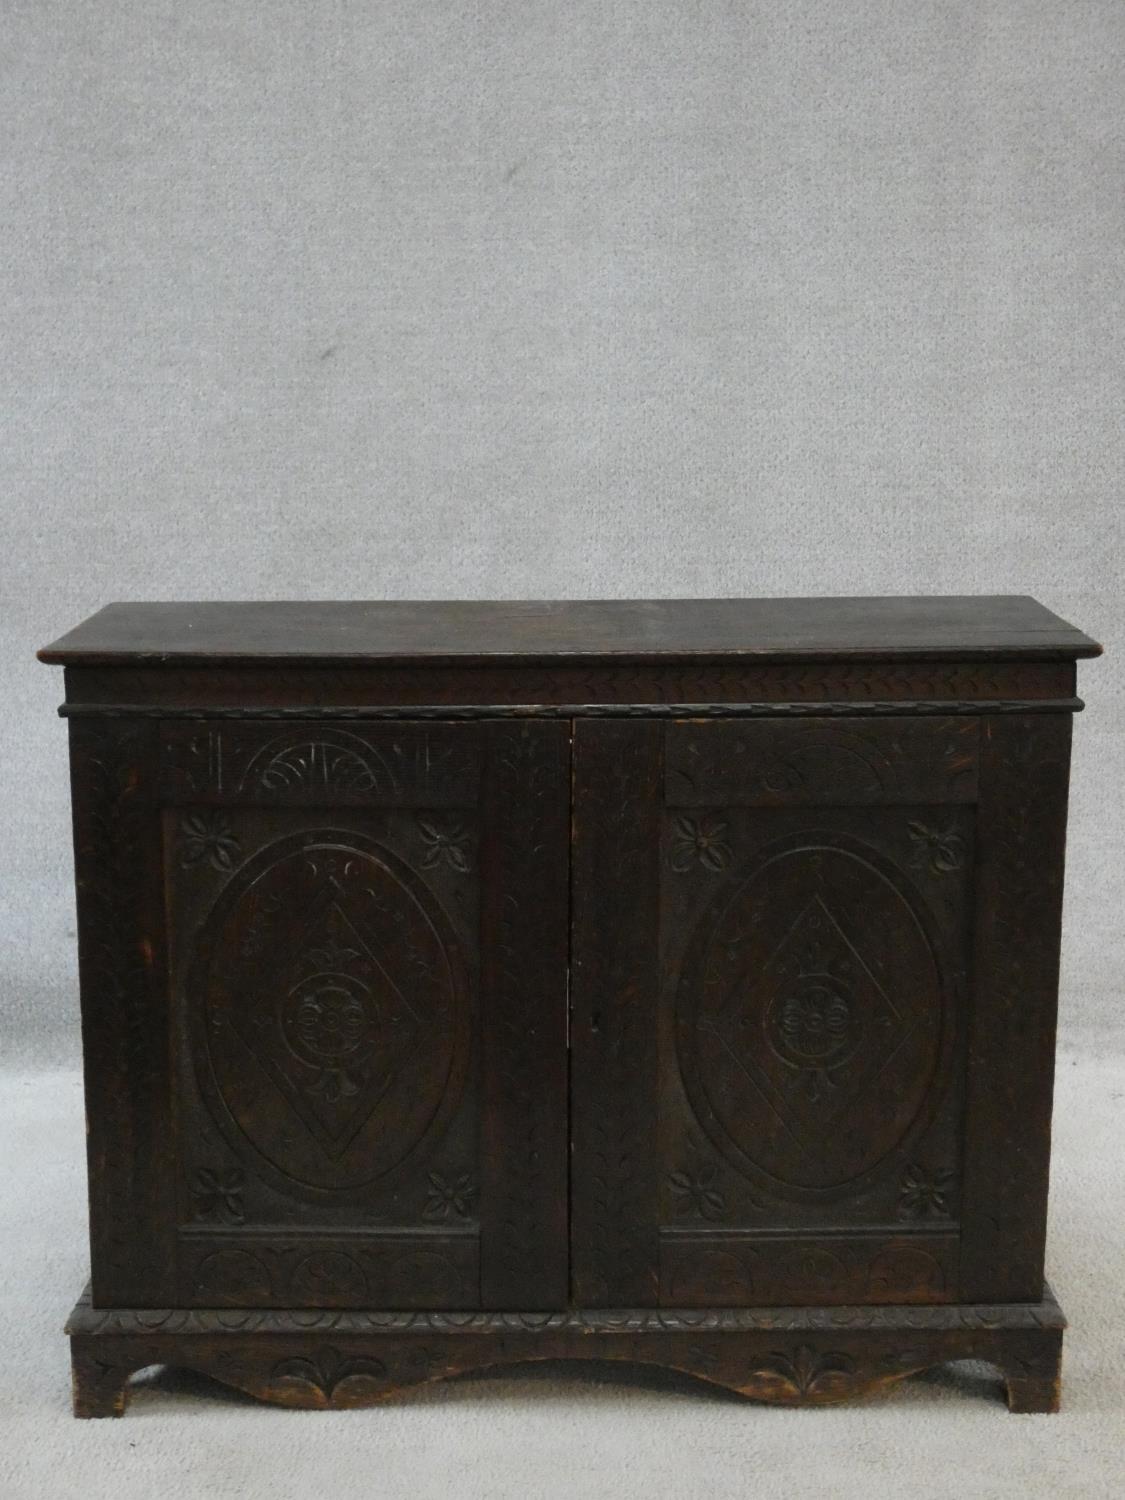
[{"x1": 67, "y1": 1283, "x2": 1064, "y2": 1417}]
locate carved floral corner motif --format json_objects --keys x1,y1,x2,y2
[
  {"x1": 191, "y1": 1166, "x2": 245, "y2": 1225},
  {"x1": 897, "y1": 1163, "x2": 955, "y2": 1221},
  {"x1": 670, "y1": 814, "x2": 732, "y2": 873},
  {"x1": 907, "y1": 821, "x2": 966, "y2": 876},
  {"x1": 180, "y1": 811, "x2": 241, "y2": 872},
  {"x1": 423, "y1": 1171, "x2": 476, "y2": 1222},
  {"x1": 668, "y1": 1159, "x2": 727, "y2": 1222},
  {"x1": 416, "y1": 815, "x2": 472, "y2": 873}
]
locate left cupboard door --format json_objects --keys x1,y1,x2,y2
[{"x1": 69, "y1": 717, "x2": 571, "y2": 1311}]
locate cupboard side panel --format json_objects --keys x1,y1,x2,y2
[
  {"x1": 68, "y1": 719, "x2": 175, "y2": 1305},
  {"x1": 960, "y1": 714, "x2": 1073, "y2": 1301},
  {"x1": 478, "y1": 722, "x2": 571, "y2": 1309},
  {"x1": 570, "y1": 720, "x2": 662, "y2": 1306}
]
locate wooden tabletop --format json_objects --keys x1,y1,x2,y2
[{"x1": 39, "y1": 597, "x2": 1102, "y2": 667}]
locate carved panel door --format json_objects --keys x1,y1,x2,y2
[
  {"x1": 149, "y1": 719, "x2": 570, "y2": 1310},
  {"x1": 570, "y1": 717, "x2": 980, "y2": 1309}
]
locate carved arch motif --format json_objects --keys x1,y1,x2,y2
[{"x1": 239, "y1": 729, "x2": 400, "y2": 796}]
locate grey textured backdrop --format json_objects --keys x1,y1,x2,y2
[
  {"x1": 2, "y1": 7, "x2": 1125, "y2": 1495},
  {"x1": 2, "y1": 1, "x2": 1122, "y2": 1065}
]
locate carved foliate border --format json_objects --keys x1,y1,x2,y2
[
  {"x1": 68, "y1": 1283, "x2": 1064, "y2": 1337},
  {"x1": 63, "y1": 659, "x2": 1077, "y2": 712},
  {"x1": 67, "y1": 1285, "x2": 1066, "y2": 1414}
]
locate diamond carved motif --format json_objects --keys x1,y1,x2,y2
[
  {"x1": 761, "y1": 896, "x2": 901, "y2": 1107},
  {"x1": 681, "y1": 838, "x2": 947, "y2": 1193},
  {"x1": 194, "y1": 829, "x2": 469, "y2": 1194},
  {"x1": 231, "y1": 873, "x2": 423, "y2": 1160},
  {"x1": 709, "y1": 895, "x2": 911, "y2": 1155}
]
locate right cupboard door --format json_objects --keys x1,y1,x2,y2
[{"x1": 570, "y1": 713, "x2": 1072, "y2": 1308}]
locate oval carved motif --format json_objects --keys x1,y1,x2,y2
[
  {"x1": 190, "y1": 829, "x2": 469, "y2": 1195},
  {"x1": 676, "y1": 834, "x2": 950, "y2": 1197}
]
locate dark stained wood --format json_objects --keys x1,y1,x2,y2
[
  {"x1": 569, "y1": 720, "x2": 663, "y2": 1306},
  {"x1": 665, "y1": 715, "x2": 980, "y2": 804},
  {"x1": 163, "y1": 721, "x2": 490, "y2": 1310},
  {"x1": 68, "y1": 719, "x2": 176, "y2": 1305},
  {"x1": 478, "y1": 721, "x2": 571, "y2": 1309},
  {"x1": 67, "y1": 1284, "x2": 1066, "y2": 1418},
  {"x1": 960, "y1": 714, "x2": 1074, "y2": 1301},
  {"x1": 660, "y1": 1231, "x2": 962, "y2": 1308},
  {"x1": 60, "y1": 658, "x2": 1080, "y2": 713},
  {"x1": 570, "y1": 719, "x2": 975, "y2": 1310},
  {"x1": 71, "y1": 713, "x2": 571, "y2": 1313},
  {"x1": 41, "y1": 596, "x2": 1102, "y2": 667},
  {"x1": 42, "y1": 596, "x2": 1096, "y2": 1415},
  {"x1": 159, "y1": 719, "x2": 482, "y2": 805}
]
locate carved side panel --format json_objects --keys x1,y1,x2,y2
[
  {"x1": 68, "y1": 720, "x2": 175, "y2": 1304},
  {"x1": 960, "y1": 714, "x2": 1073, "y2": 1300}
]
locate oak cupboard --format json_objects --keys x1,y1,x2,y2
[{"x1": 39, "y1": 597, "x2": 1100, "y2": 1416}]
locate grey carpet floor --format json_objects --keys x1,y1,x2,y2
[{"x1": 1, "y1": 1054, "x2": 1122, "y2": 1500}]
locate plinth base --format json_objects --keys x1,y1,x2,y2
[{"x1": 67, "y1": 1283, "x2": 1064, "y2": 1418}]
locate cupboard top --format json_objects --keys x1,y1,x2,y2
[{"x1": 38, "y1": 597, "x2": 1100, "y2": 668}]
